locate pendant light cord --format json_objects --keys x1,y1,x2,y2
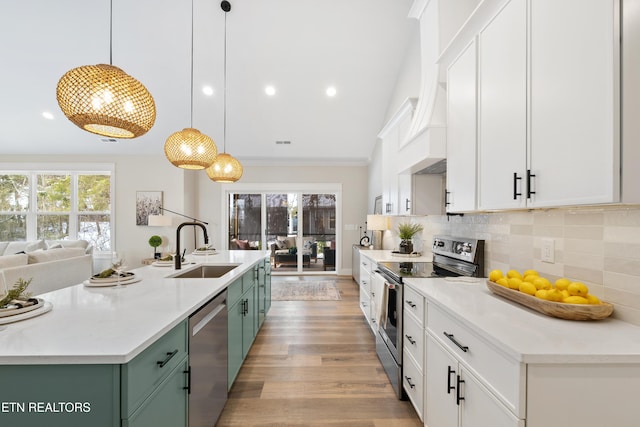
[
  {"x1": 190, "y1": 0, "x2": 195, "y2": 128},
  {"x1": 223, "y1": 6, "x2": 228, "y2": 153},
  {"x1": 109, "y1": 0, "x2": 113, "y2": 65}
]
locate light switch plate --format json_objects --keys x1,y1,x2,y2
[{"x1": 541, "y1": 238, "x2": 555, "y2": 263}]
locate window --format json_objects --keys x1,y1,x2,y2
[{"x1": 0, "y1": 165, "x2": 113, "y2": 251}]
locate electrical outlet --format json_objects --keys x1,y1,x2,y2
[{"x1": 541, "y1": 238, "x2": 555, "y2": 263}]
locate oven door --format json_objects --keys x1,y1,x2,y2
[{"x1": 378, "y1": 278, "x2": 401, "y2": 362}]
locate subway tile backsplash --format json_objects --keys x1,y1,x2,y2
[{"x1": 385, "y1": 205, "x2": 640, "y2": 326}]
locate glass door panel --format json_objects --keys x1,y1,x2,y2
[
  {"x1": 228, "y1": 194, "x2": 262, "y2": 250},
  {"x1": 266, "y1": 194, "x2": 299, "y2": 270},
  {"x1": 302, "y1": 194, "x2": 336, "y2": 272}
]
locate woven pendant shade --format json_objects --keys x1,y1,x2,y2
[
  {"x1": 206, "y1": 153, "x2": 243, "y2": 182},
  {"x1": 56, "y1": 64, "x2": 156, "y2": 138},
  {"x1": 164, "y1": 128, "x2": 218, "y2": 170}
]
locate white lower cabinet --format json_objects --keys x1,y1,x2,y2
[
  {"x1": 426, "y1": 333, "x2": 523, "y2": 427},
  {"x1": 402, "y1": 285, "x2": 426, "y2": 420}
]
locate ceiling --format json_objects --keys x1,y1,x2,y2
[{"x1": 0, "y1": 0, "x2": 416, "y2": 165}]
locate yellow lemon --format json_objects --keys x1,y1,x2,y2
[
  {"x1": 489, "y1": 269, "x2": 504, "y2": 282},
  {"x1": 546, "y1": 289, "x2": 564, "y2": 302},
  {"x1": 496, "y1": 277, "x2": 509, "y2": 287},
  {"x1": 507, "y1": 269, "x2": 523, "y2": 279},
  {"x1": 533, "y1": 277, "x2": 552, "y2": 290},
  {"x1": 560, "y1": 289, "x2": 570, "y2": 299},
  {"x1": 586, "y1": 294, "x2": 602, "y2": 305},
  {"x1": 519, "y1": 282, "x2": 537, "y2": 296},
  {"x1": 568, "y1": 282, "x2": 589, "y2": 297},
  {"x1": 563, "y1": 296, "x2": 589, "y2": 304},
  {"x1": 555, "y1": 278, "x2": 571, "y2": 291},
  {"x1": 507, "y1": 277, "x2": 522, "y2": 290},
  {"x1": 523, "y1": 269, "x2": 539, "y2": 277},
  {"x1": 523, "y1": 274, "x2": 538, "y2": 283},
  {"x1": 535, "y1": 289, "x2": 549, "y2": 300}
]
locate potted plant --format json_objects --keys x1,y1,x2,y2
[
  {"x1": 148, "y1": 235, "x2": 163, "y2": 259},
  {"x1": 397, "y1": 223, "x2": 424, "y2": 254}
]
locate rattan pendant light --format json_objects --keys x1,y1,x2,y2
[
  {"x1": 164, "y1": 0, "x2": 218, "y2": 169},
  {"x1": 56, "y1": 1, "x2": 156, "y2": 139},
  {"x1": 206, "y1": 1, "x2": 243, "y2": 183}
]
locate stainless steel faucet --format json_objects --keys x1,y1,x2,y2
[{"x1": 175, "y1": 221, "x2": 209, "y2": 270}]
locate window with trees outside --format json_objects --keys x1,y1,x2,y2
[{"x1": 0, "y1": 166, "x2": 113, "y2": 252}]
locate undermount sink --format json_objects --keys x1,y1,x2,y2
[{"x1": 172, "y1": 264, "x2": 240, "y2": 279}]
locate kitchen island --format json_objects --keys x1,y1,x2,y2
[
  {"x1": 404, "y1": 276, "x2": 640, "y2": 427},
  {"x1": 0, "y1": 250, "x2": 270, "y2": 427}
]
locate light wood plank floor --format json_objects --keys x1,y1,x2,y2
[{"x1": 216, "y1": 276, "x2": 422, "y2": 427}]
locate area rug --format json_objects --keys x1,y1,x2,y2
[{"x1": 271, "y1": 280, "x2": 342, "y2": 301}]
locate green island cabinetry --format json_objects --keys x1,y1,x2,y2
[
  {"x1": 0, "y1": 320, "x2": 188, "y2": 427},
  {"x1": 227, "y1": 258, "x2": 271, "y2": 389}
]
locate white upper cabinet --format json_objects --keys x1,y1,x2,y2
[
  {"x1": 477, "y1": 0, "x2": 619, "y2": 210},
  {"x1": 528, "y1": 0, "x2": 618, "y2": 207},
  {"x1": 477, "y1": 0, "x2": 527, "y2": 210},
  {"x1": 446, "y1": 39, "x2": 478, "y2": 212}
]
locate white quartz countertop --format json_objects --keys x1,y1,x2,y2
[
  {"x1": 0, "y1": 250, "x2": 269, "y2": 365},
  {"x1": 405, "y1": 277, "x2": 640, "y2": 364},
  {"x1": 358, "y1": 249, "x2": 433, "y2": 263}
]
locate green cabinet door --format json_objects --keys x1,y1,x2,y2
[
  {"x1": 0, "y1": 364, "x2": 120, "y2": 427},
  {"x1": 242, "y1": 286, "x2": 256, "y2": 359},
  {"x1": 122, "y1": 357, "x2": 188, "y2": 427},
  {"x1": 227, "y1": 297, "x2": 245, "y2": 388}
]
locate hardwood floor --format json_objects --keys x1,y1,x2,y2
[{"x1": 216, "y1": 276, "x2": 422, "y2": 427}]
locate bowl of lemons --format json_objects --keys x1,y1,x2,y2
[{"x1": 486, "y1": 269, "x2": 613, "y2": 320}]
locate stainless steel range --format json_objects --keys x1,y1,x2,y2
[{"x1": 375, "y1": 235, "x2": 484, "y2": 399}]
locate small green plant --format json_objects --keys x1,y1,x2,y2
[
  {"x1": 0, "y1": 278, "x2": 33, "y2": 307},
  {"x1": 148, "y1": 235, "x2": 163, "y2": 258},
  {"x1": 397, "y1": 223, "x2": 424, "y2": 240}
]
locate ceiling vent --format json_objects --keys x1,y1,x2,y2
[
  {"x1": 275, "y1": 140, "x2": 291, "y2": 145},
  {"x1": 100, "y1": 138, "x2": 118, "y2": 144}
]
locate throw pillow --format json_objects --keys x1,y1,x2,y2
[
  {"x1": 27, "y1": 247, "x2": 86, "y2": 264},
  {"x1": 0, "y1": 253, "x2": 28, "y2": 269},
  {"x1": 275, "y1": 240, "x2": 287, "y2": 250},
  {"x1": 236, "y1": 239, "x2": 249, "y2": 249}
]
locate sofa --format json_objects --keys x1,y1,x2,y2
[
  {"x1": 0, "y1": 240, "x2": 93, "y2": 296},
  {"x1": 269, "y1": 236, "x2": 317, "y2": 267}
]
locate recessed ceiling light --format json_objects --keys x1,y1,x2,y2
[
  {"x1": 42, "y1": 112, "x2": 54, "y2": 120},
  {"x1": 265, "y1": 85, "x2": 276, "y2": 96},
  {"x1": 202, "y1": 86, "x2": 214, "y2": 96},
  {"x1": 326, "y1": 86, "x2": 337, "y2": 97}
]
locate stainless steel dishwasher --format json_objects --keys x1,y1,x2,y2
[{"x1": 188, "y1": 289, "x2": 228, "y2": 427}]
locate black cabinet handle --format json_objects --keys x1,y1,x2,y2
[
  {"x1": 526, "y1": 169, "x2": 536, "y2": 198},
  {"x1": 157, "y1": 350, "x2": 178, "y2": 368},
  {"x1": 405, "y1": 334, "x2": 416, "y2": 345},
  {"x1": 405, "y1": 300, "x2": 416, "y2": 308},
  {"x1": 513, "y1": 172, "x2": 522, "y2": 199},
  {"x1": 456, "y1": 375, "x2": 465, "y2": 405},
  {"x1": 404, "y1": 375, "x2": 415, "y2": 389},
  {"x1": 444, "y1": 332, "x2": 469, "y2": 352},
  {"x1": 447, "y1": 366, "x2": 455, "y2": 394},
  {"x1": 445, "y1": 190, "x2": 451, "y2": 206},
  {"x1": 405, "y1": 198, "x2": 411, "y2": 212},
  {"x1": 243, "y1": 299, "x2": 249, "y2": 316},
  {"x1": 183, "y1": 366, "x2": 191, "y2": 393}
]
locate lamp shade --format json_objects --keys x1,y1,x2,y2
[
  {"x1": 56, "y1": 64, "x2": 156, "y2": 138},
  {"x1": 148, "y1": 214, "x2": 173, "y2": 227},
  {"x1": 164, "y1": 128, "x2": 218, "y2": 170},
  {"x1": 206, "y1": 153, "x2": 243, "y2": 183},
  {"x1": 367, "y1": 214, "x2": 389, "y2": 231}
]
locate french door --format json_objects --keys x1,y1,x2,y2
[{"x1": 226, "y1": 187, "x2": 339, "y2": 274}]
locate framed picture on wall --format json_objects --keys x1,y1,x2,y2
[
  {"x1": 136, "y1": 191, "x2": 163, "y2": 225},
  {"x1": 374, "y1": 195, "x2": 382, "y2": 214}
]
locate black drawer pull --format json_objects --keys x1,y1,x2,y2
[
  {"x1": 447, "y1": 366, "x2": 455, "y2": 394},
  {"x1": 157, "y1": 349, "x2": 178, "y2": 368},
  {"x1": 405, "y1": 300, "x2": 416, "y2": 308},
  {"x1": 444, "y1": 332, "x2": 469, "y2": 352},
  {"x1": 405, "y1": 334, "x2": 416, "y2": 345},
  {"x1": 456, "y1": 375, "x2": 465, "y2": 405},
  {"x1": 183, "y1": 366, "x2": 191, "y2": 393},
  {"x1": 404, "y1": 375, "x2": 415, "y2": 389}
]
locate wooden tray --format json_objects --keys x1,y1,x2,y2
[{"x1": 485, "y1": 280, "x2": 614, "y2": 321}]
